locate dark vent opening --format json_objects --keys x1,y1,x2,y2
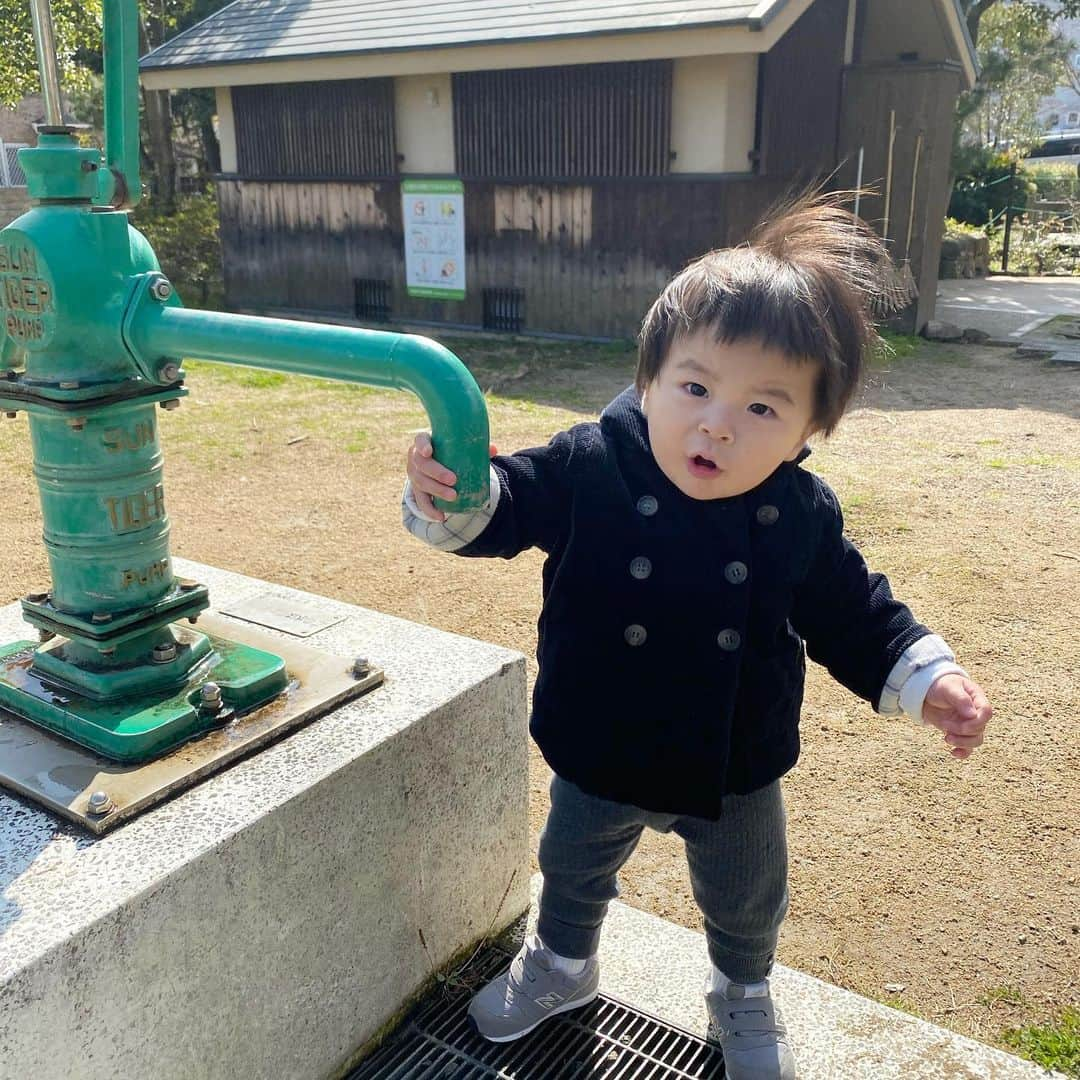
[
  {"x1": 482, "y1": 287, "x2": 525, "y2": 333},
  {"x1": 355, "y1": 278, "x2": 392, "y2": 323},
  {"x1": 349, "y1": 945, "x2": 725, "y2": 1079}
]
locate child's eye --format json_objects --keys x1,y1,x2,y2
[
  {"x1": 684, "y1": 382, "x2": 708, "y2": 398},
  {"x1": 748, "y1": 402, "x2": 774, "y2": 416}
]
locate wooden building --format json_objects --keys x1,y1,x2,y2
[{"x1": 140, "y1": 0, "x2": 977, "y2": 337}]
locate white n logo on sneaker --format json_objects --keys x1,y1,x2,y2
[{"x1": 535, "y1": 993, "x2": 565, "y2": 1010}]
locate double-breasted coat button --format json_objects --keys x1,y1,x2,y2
[
  {"x1": 717, "y1": 628, "x2": 741, "y2": 651},
  {"x1": 636, "y1": 495, "x2": 659, "y2": 516},
  {"x1": 756, "y1": 504, "x2": 780, "y2": 525},
  {"x1": 629, "y1": 556, "x2": 652, "y2": 580},
  {"x1": 724, "y1": 560, "x2": 748, "y2": 585},
  {"x1": 624, "y1": 624, "x2": 648, "y2": 646}
]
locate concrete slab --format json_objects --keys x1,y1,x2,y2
[
  {"x1": 522, "y1": 876, "x2": 1062, "y2": 1079},
  {"x1": 936, "y1": 276, "x2": 1080, "y2": 339},
  {"x1": 0, "y1": 560, "x2": 531, "y2": 1080}
]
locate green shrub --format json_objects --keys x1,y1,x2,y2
[
  {"x1": 949, "y1": 147, "x2": 1034, "y2": 227},
  {"x1": 1003, "y1": 1007, "x2": 1080, "y2": 1078},
  {"x1": 943, "y1": 216, "x2": 990, "y2": 239},
  {"x1": 993, "y1": 216, "x2": 1080, "y2": 275},
  {"x1": 130, "y1": 190, "x2": 224, "y2": 309}
]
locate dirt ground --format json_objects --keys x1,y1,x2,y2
[{"x1": 1, "y1": 337, "x2": 1077, "y2": 1054}]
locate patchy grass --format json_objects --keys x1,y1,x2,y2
[
  {"x1": 979, "y1": 985, "x2": 1026, "y2": 1008},
  {"x1": 1003, "y1": 1008, "x2": 1080, "y2": 1078},
  {"x1": 877, "y1": 330, "x2": 922, "y2": 362},
  {"x1": 878, "y1": 993, "x2": 924, "y2": 1018}
]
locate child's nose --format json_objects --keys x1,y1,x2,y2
[{"x1": 699, "y1": 404, "x2": 735, "y2": 442}]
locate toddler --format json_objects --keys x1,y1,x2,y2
[{"x1": 402, "y1": 194, "x2": 992, "y2": 1079}]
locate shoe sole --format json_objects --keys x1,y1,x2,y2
[{"x1": 470, "y1": 988, "x2": 601, "y2": 1043}]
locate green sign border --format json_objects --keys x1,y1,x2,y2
[
  {"x1": 408, "y1": 286, "x2": 466, "y2": 301},
  {"x1": 402, "y1": 179, "x2": 465, "y2": 195}
]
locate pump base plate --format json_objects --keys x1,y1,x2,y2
[{"x1": 0, "y1": 612, "x2": 382, "y2": 833}]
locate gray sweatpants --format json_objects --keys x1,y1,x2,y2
[{"x1": 536, "y1": 775, "x2": 789, "y2": 984}]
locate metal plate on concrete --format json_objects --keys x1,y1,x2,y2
[
  {"x1": 0, "y1": 612, "x2": 381, "y2": 834},
  {"x1": 219, "y1": 592, "x2": 348, "y2": 637},
  {"x1": 349, "y1": 946, "x2": 725, "y2": 1079}
]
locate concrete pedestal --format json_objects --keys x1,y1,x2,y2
[{"x1": 0, "y1": 560, "x2": 530, "y2": 1079}]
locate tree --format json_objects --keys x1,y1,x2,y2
[
  {"x1": 960, "y1": 3, "x2": 1073, "y2": 155},
  {"x1": 0, "y1": 0, "x2": 101, "y2": 109},
  {"x1": 0, "y1": 0, "x2": 227, "y2": 206},
  {"x1": 962, "y1": 0, "x2": 1080, "y2": 45}
]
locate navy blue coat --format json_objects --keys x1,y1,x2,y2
[{"x1": 458, "y1": 387, "x2": 928, "y2": 818}]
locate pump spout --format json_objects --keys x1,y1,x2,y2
[{"x1": 125, "y1": 298, "x2": 490, "y2": 511}]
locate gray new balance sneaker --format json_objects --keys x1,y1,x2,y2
[
  {"x1": 467, "y1": 935, "x2": 600, "y2": 1042},
  {"x1": 705, "y1": 979, "x2": 796, "y2": 1080}
]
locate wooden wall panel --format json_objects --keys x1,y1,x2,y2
[
  {"x1": 453, "y1": 62, "x2": 671, "y2": 179},
  {"x1": 837, "y1": 63, "x2": 964, "y2": 332},
  {"x1": 758, "y1": 0, "x2": 849, "y2": 179},
  {"x1": 232, "y1": 79, "x2": 396, "y2": 178},
  {"x1": 218, "y1": 176, "x2": 792, "y2": 338}
]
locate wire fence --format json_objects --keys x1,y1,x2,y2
[
  {"x1": 0, "y1": 141, "x2": 28, "y2": 187},
  {"x1": 966, "y1": 167, "x2": 1080, "y2": 273}
]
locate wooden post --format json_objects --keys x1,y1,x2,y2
[{"x1": 1001, "y1": 162, "x2": 1017, "y2": 273}]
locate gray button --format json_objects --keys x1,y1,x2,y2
[
  {"x1": 756, "y1": 504, "x2": 780, "y2": 526},
  {"x1": 717, "y1": 628, "x2": 741, "y2": 651},
  {"x1": 724, "y1": 561, "x2": 748, "y2": 585},
  {"x1": 624, "y1": 624, "x2": 648, "y2": 647},
  {"x1": 629, "y1": 557, "x2": 652, "y2": 580},
  {"x1": 636, "y1": 495, "x2": 659, "y2": 517}
]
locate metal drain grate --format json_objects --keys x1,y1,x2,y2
[
  {"x1": 355, "y1": 278, "x2": 392, "y2": 322},
  {"x1": 482, "y1": 287, "x2": 525, "y2": 333},
  {"x1": 349, "y1": 947, "x2": 725, "y2": 1079}
]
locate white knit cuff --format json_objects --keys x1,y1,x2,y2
[
  {"x1": 401, "y1": 465, "x2": 501, "y2": 551},
  {"x1": 877, "y1": 634, "x2": 967, "y2": 723}
]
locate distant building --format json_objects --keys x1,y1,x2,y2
[
  {"x1": 1030, "y1": 17, "x2": 1080, "y2": 162},
  {"x1": 0, "y1": 97, "x2": 41, "y2": 226},
  {"x1": 140, "y1": 0, "x2": 977, "y2": 336}
]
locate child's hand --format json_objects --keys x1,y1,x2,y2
[
  {"x1": 921, "y1": 674, "x2": 992, "y2": 759},
  {"x1": 406, "y1": 433, "x2": 497, "y2": 523}
]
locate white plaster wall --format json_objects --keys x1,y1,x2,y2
[
  {"x1": 395, "y1": 74, "x2": 455, "y2": 174},
  {"x1": 215, "y1": 86, "x2": 237, "y2": 174},
  {"x1": 671, "y1": 53, "x2": 756, "y2": 175}
]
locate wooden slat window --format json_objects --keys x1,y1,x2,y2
[
  {"x1": 233, "y1": 79, "x2": 396, "y2": 178},
  {"x1": 453, "y1": 61, "x2": 672, "y2": 179}
]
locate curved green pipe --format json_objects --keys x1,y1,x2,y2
[{"x1": 127, "y1": 305, "x2": 490, "y2": 510}]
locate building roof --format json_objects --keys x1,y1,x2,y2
[{"x1": 140, "y1": 0, "x2": 786, "y2": 71}]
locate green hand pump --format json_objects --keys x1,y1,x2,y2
[{"x1": 0, "y1": 0, "x2": 489, "y2": 765}]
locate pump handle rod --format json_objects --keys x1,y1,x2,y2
[
  {"x1": 126, "y1": 304, "x2": 491, "y2": 512},
  {"x1": 29, "y1": 0, "x2": 64, "y2": 127}
]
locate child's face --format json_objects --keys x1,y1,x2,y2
[{"x1": 641, "y1": 330, "x2": 818, "y2": 500}]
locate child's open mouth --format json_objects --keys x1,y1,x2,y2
[{"x1": 688, "y1": 455, "x2": 719, "y2": 477}]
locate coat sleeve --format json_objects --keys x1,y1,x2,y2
[
  {"x1": 455, "y1": 428, "x2": 577, "y2": 559},
  {"x1": 788, "y1": 479, "x2": 931, "y2": 706}
]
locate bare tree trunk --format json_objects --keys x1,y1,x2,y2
[
  {"x1": 200, "y1": 116, "x2": 221, "y2": 176},
  {"x1": 965, "y1": 0, "x2": 998, "y2": 47},
  {"x1": 137, "y1": 15, "x2": 177, "y2": 208}
]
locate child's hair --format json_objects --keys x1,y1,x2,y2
[{"x1": 636, "y1": 191, "x2": 896, "y2": 436}]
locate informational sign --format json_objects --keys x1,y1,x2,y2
[{"x1": 402, "y1": 179, "x2": 465, "y2": 300}]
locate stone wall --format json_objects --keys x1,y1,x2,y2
[{"x1": 939, "y1": 232, "x2": 991, "y2": 278}]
